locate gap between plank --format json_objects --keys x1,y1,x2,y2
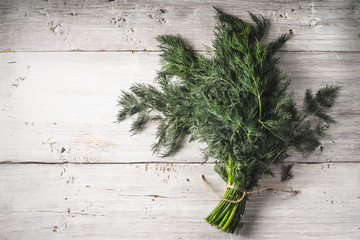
[
  {"x1": 1, "y1": 50, "x2": 360, "y2": 53},
  {"x1": 0, "y1": 160, "x2": 358, "y2": 165}
]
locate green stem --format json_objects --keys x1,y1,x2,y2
[
  {"x1": 205, "y1": 188, "x2": 245, "y2": 233},
  {"x1": 218, "y1": 208, "x2": 232, "y2": 227},
  {"x1": 205, "y1": 154, "x2": 246, "y2": 233},
  {"x1": 221, "y1": 203, "x2": 238, "y2": 231},
  {"x1": 258, "y1": 120, "x2": 286, "y2": 141},
  {"x1": 206, "y1": 189, "x2": 231, "y2": 222},
  {"x1": 219, "y1": 76, "x2": 236, "y2": 90},
  {"x1": 252, "y1": 75, "x2": 262, "y2": 120},
  {"x1": 238, "y1": 122, "x2": 249, "y2": 137},
  {"x1": 259, "y1": 144, "x2": 287, "y2": 178},
  {"x1": 259, "y1": 112, "x2": 311, "y2": 178},
  {"x1": 227, "y1": 154, "x2": 233, "y2": 185},
  {"x1": 213, "y1": 201, "x2": 233, "y2": 225},
  {"x1": 257, "y1": 92, "x2": 262, "y2": 120},
  {"x1": 295, "y1": 112, "x2": 310, "y2": 129}
]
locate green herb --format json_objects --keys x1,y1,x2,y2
[
  {"x1": 117, "y1": 7, "x2": 339, "y2": 234},
  {"x1": 281, "y1": 163, "x2": 295, "y2": 182}
]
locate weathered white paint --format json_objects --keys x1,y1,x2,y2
[
  {"x1": 1, "y1": 0, "x2": 359, "y2": 239},
  {"x1": 0, "y1": 0, "x2": 359, "y2": 52},
  {"x1": 0, "y1": 52, "x2": 358, "y2": 163},
  {"x1": 0, "y1": 163, "x2": 359, "y2": 239}
]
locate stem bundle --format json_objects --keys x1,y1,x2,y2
[{"x1": 206, "y1": 188, "x2": 246, "y2": 233}]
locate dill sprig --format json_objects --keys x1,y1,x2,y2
[{"x1": 281, "y1": 163, "x2": 295, "y2": 182}]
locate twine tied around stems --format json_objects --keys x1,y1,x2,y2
[{"x1": 201, "y1": 175, "x2": 300, "y2": 204}]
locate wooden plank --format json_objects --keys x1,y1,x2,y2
[
  {"x1": 0, "y1": 0, "x2": 359, "y2": 52},
  {"x1": 0, "y1": 52, "x2": 206, "y2": 163},
  {"x1": 0, "y1": 52, "x2": 358, "y2": 163},
  {"x1": 0, "y1": 163, "x2": 359, "y2": 239}
]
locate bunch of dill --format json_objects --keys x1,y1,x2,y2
[{"x1": 117, "y1": 7, "x2": 339, "y2": 233}]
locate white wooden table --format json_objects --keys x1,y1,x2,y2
[{"x1": 1, "y1": 1, "x2": 359, "y2": 239}]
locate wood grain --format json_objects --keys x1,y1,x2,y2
[
  {"x1": 1, "y1": 1, "x2": 359, "y2": 239},
  {"x1": 0, "y1": 163, "x2": 359, "y2": 239},
  {"x1": 1, "y1": 52, "x2": 358, "y2": 163},
  {"x1": 0, "y1": 0, "x2": 359, "y2": 52}
]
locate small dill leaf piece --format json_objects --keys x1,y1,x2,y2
[
  {"x1": 264, "y1": 168, "x2": 276, "y2": 178},
  {"x1": 281, "y1": 163, "x2": 295, "y2": 182}
]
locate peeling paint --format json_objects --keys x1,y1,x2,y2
[
  {"x1": 48, "y1": 21, "x2": 69, "y2": 41},
  {"x1": 109, "y1": 17, "x2": 127, "y2": 28}
]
